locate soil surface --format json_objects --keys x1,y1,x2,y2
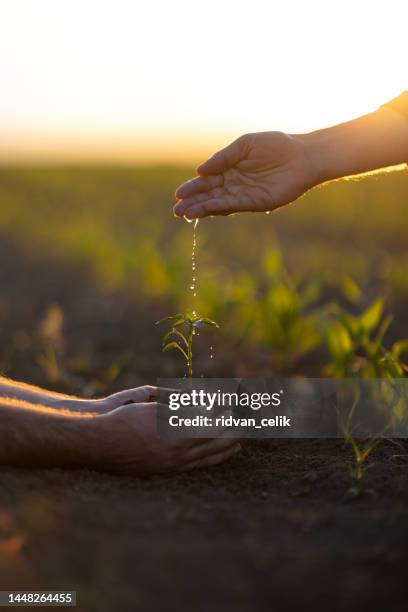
[
  {"x1": 1, "y1": 440, "x2": 408, "y2": 612},
  {"x1": 0, "y1": 236, "x2": 407, "y2": 612}
]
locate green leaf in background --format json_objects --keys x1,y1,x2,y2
[
  {"x1": 300, "y1": 281, "x2": 321, "y2": 308},
  {"x1": 373, "y1": 314, "x2": 393, "y2": 348},
  {"x1": 360, "y1": 298, "x2": 384, "y2": 333},
  {"x1": 391, "y1": 340, "x2": 408, "y2": 360},
  {"x1": 264, "y1": 249, "x2": 282, "y2": 277},
  {"x1": 340, "y1": 275, "x2": 362, "y2": 304},
  {"x1": 336, "y1": 312, "x2": 359, "y2": 338}
]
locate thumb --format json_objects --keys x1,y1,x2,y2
[{"x1": 197, "y1": 135, "x2": 246, "y2": 176}]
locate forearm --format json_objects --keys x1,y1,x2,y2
[
  {"x1": 301, "y1": 105, "x2": 408, "y2": 185},
  {"x1": 0, "y1": 376, "x2": 102, "y2": 412},
  {"x1": 0, "y1": 399, "x2": 101, "y2": 469}
]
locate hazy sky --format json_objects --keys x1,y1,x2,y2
[{"x1": 1, "y1": 0, "x2": 406, "y2": 163}]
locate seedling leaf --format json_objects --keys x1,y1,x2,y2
[
  {"x1": 199, "y1": 317, "x2": 219, "y2": 328},
  {"x1": 162, "y1": 341, "x2": 188, "y2": 360},
  {"x1": 162, "y1": 328, "x2": 188, "y2": 347},
  {"x1": 155, "y1": 314, "x2": 184, "y2": 325}
]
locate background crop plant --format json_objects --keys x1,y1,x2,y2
[
  {"x1": 324, "y1": 296, "x2": 408, "y2": 498},
  {"x1": 344, "y1": 431, "x2": 380, "y2": 500},
  {"x1": 238, "y1": 249, "x2": 322, "y2": 373},
  {"x1": 156, "y1": 312, "x2": 218, "y2": 377},
  {"x1": 324, "y1": 297, "x2": 408, "y2": 378}
]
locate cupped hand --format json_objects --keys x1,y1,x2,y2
[
  {"x1": 93, "y1": 402, "x2": 241, "y2": 476},
  {"x1": 102, "y1": 385, "x2": 157, "y2": 411},
  {"x1": 174, "y1": 131, "x2": 318, "y2": 218},
  {"x1": 81, "y1": 385, "x2": 157, "y2": 414}
]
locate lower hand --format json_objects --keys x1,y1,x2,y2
[
  {"x1": 174, "y1": 131, "x2": 318, "y2": 219},
  {"x1": 90, "y1": 402, "x2": 241, "y2": 476},
  {"x1": 69, "y1": 385, "x2": 157, "y2": 414},
  {"x1": 99, "y1": 385, "x2": 157, "y2": 412}
]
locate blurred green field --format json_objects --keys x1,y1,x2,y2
[
  {"x1": 0, "y1": 166, "x2": 407, "y2": 292},
  {"x1": 0, "y1": 166, "x2": 407, "y2": 381}
]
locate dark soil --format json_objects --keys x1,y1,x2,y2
[
  {"x1": 0, "y1": 236, "x2": 407, "y2": 612},
  {"x1": 1, "y1": 440, "x2": 408, "y2": 612}
]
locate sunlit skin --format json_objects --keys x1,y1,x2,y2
[
  {"x1": 174, "y1": 97, "x2": 408, "y2": 219},
  {"x1": 0, "y1": 379, "x2": 241, "y2": 475},
  {"x1": 175, "y1": 132, "x2": 316, "y2": 218},
  {"x1": 0, "y1": 376, "x2": 156, "y2": 413}
]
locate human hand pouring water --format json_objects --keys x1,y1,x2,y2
[{"x1": 174, "y1": 92, "x2": 408, "y2": 219}]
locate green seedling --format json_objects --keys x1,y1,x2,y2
[
  {"x1": 337, "y1": 390, "x2": 379, "y2": 500},
  {"x1": 344, "y1": 433, "x2": 379, "y2": 500},
  {"x1": 339, "y1": 375, "x2": 408, "y2": 500},
  {"x1": 325, "y1": 297, "x2": 408, "y2": 499},
  {"x1": 156, "y1": 312, "x2": 219, "y2": 377}
]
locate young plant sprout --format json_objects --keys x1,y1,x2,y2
[
  {"x1": 341, "y1": 400, "x2": 380, "y2": 500},
  {"x1": 156, "y1": 312, "x2": 219, "y2": 377}
]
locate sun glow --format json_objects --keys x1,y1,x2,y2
[{"x1": 0, "y1": 0, "x2": 406, "y2": 163}]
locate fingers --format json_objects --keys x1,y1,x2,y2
[
  {"x1": 176, "y1": 181, "x2": 280, "y2": 218},
  {"x1": 138, "y1": 385, "x2": 157, "y2": 401},
  {"x1": 173, "y1": 192, "x2": 211, "y2": 218},
  {"x1": 178, "y1": 442, "x2": 242, "y2": 472},
  {"x1": 175, "y1": 174, "x2": 223, "y2": 200},
  {"x1": 182, "y1": 195, "x2": 242, "y2": 219},
  {"x1": 112, "y1": 385, "x2": 158, "y2": 406},
  {"x1": 196, "y1": 136, "x2": 246, "y2": 176},
  {"x1": 184, "y1": 199, "x2": 229, "y2": 219}
]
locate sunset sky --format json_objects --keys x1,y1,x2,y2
[{"x1": 1, "y1": 0, "x2": 406, "y2": 164}]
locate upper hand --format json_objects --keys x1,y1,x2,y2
[{"x1": 174, "y1": 131, "x2": 318, "y2": 219}]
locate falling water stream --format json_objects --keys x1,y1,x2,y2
[
  {"x1": 184, "y1": 210, "x2": 270, "y2": 372},
  {"x1": 190, "y1": 218, "x2": 198, "y2": 316},
  {"x1": 186, "y1": 218, "x2": 216, "y2": 370}
]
